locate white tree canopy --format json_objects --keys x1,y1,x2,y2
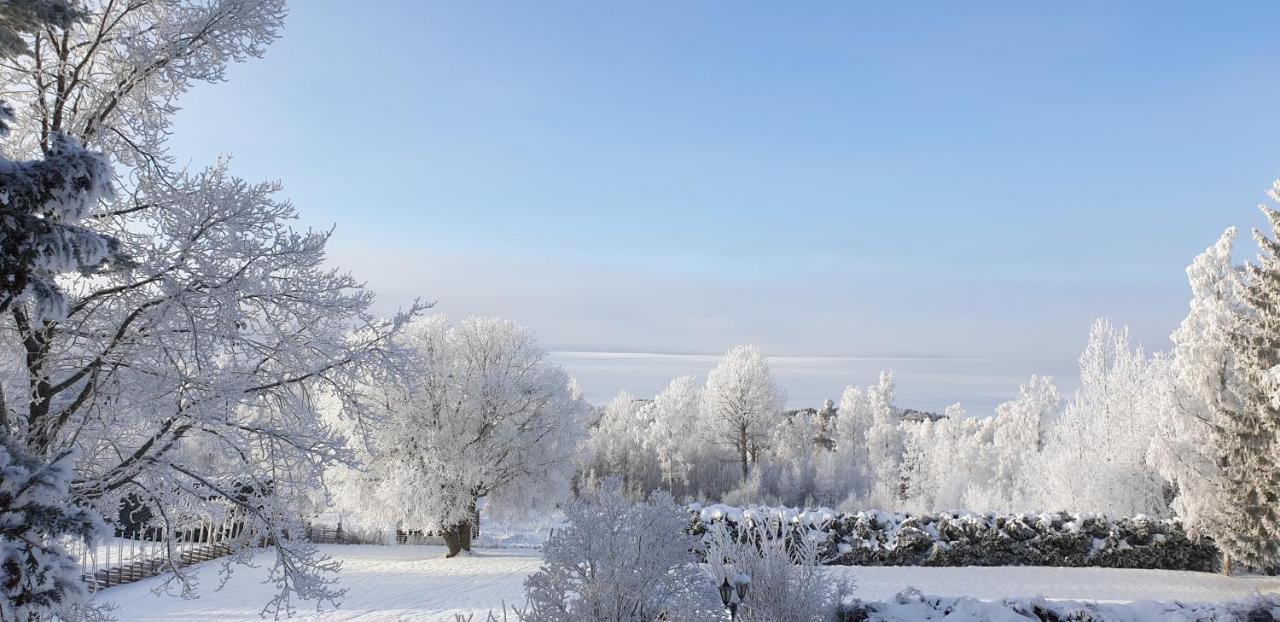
[
  {"x1": 1033, "y1": 320, "x2": 1168, "y2": 516},
  {"x1": 644, "y1": 375, "x2": 702, "y2": 495},
  {"x1": 1151, "y1": 228, "x2": 1240, "y2": 539},
  {"x1": 340, "y1": 315, "x2": 587, "y2": 531},
  {"x1": 701, "y1": 345, "x2": 784, "y2": 483}
]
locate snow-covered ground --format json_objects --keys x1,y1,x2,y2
[
  {"x1": 102, "y1": 545, "x2": 541, "y2": 621},
  {"x1": 99, "y1": 545, "x2": 1280, "y2": 621},
  {"x1": 308, "y1": 506, "x2": 564, "y2": 549},
  {"x1": 836, "y1": 565, "x2": 1280, "y2": 603}
]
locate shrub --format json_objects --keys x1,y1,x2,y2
[
  {"x1": 703, "y1": 521, "x2": 853, "y2": 622},
  {"x1": 522, "y1": 479, "x2": 720, "y2": 622}
]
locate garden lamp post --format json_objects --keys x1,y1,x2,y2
[
  {"x1": 719, "y1": 574, "x2": 750, "y2": 621},
  {"x1": 734, "y1": 574, "x2": 750, "y2": 605},
  {"x1": 719, "y1": 577, "x2": 737, "y2": 620}
]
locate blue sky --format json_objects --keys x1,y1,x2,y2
[{"x1": 169, "y1": 2, "x2": 1280, "y2": 413}]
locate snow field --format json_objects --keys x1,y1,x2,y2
[{"x1": 100, "y1": 545, "x2": 1280, "y2": 621}]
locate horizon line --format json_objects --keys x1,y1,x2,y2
[{"x1": 547, "y1": 349, "x2": 972, "y2": 362}]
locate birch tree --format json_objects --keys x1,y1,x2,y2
[
  {"x1": 701, "y1": 345, "x2": 783, "y2": 483},
  {"x1": 1033, "y1": 321, "x2": 1168, "y2": 516},
  {"x1": 643, "y1": 375, "x2": 701, "y2": 497},
  {"x1": 816, "y1": 384, "x2": 871, "y2": 504},
  {"x1": 585, "y1": 391, "x2": 657, "y2": 495},
  {"x1": 990, "y1": 376, "x2": 1061, "y2": 508},
  {"x1": 862, "y1": 371, "x2": 903, "y2": 506}
]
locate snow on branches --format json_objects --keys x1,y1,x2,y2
[
  {"x1": 0, "y1": 0, "x2": 428, "y2": 614},
  {"x1": 522, "y1": 479, "x2": 718, "y2": 622},
  {"x1": 337, "y1": 315, "x2": 587, "y2": 539},
  {"x1": 0, "y1": 438, "x2": 107, "y2": 621}
]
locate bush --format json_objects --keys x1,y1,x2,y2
[
  {"x1": 703, "y1": 521, "x2": 853, "y2": 622},
  {"x1": 522, "y1": 479, "x2": 720, "y2": 622},
  {"x1": 689, "y1": 505, "x2": 1219, "y2": 571}
]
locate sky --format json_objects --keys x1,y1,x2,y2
[{"x1": 168, "y1": 2, "x2": 1280, "y2": 414}]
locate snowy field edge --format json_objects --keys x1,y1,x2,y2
[{"x1": 98, "y1": 545, "x2": 1280, "y2": 621}]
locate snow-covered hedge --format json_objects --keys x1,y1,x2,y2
[
  {"x1": 688, "y1": 505, "x2": 1219, "y2": 571},
  {"x1": 835, "y1": 589, "x2": 1280, "y2": 621}
]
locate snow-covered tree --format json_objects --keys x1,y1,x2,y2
[
  {"x1": 814, "y1": 398, "x2": 837, "y2": 449},
  {"x1": 765, "y1": 410, "x2": 821, "y2": 506},
  {"x1": 0, "y1": 112, "x2": 120, "y2": 321},
  {"x1": 0, "y1": 6, "x2": 118, "y2": 619},
  {"x1": 863, "y1": 371, "x2": 904, "y2": 507},
  {"x1": 522, "y1": 479, "x2": 718, "y2": 622},
  {"x1": 898, "y1": 403, "x2": 1003, "y2": 512},
  {"x1": 643, "y1": 375, "x2": 702, "y2": 497},
  {"x1": 810, "y1": 371, "x2": 912, "y2": 509},
  {"x1": 0, "y1": 1, "x2": 425, "y2": 612},
  {"x1": 1034, "y1": 320, "x2": 1169, "y2": 516},
  {"x1": 0, "y1": 0, "x2": 81, "y2": 58},
  {"x1": 897, "y1": 420, "x2": 935, "y2": 509},
  {"x1": 1150, "y1": 229, "x2": 1241, "y2": 550},
  {"x1": 702, "y1": 345, "x2": 784, "y2": 483},
  {"x1": 989, "y1": 376, "x2": 1061, "y2": 508},
  {"x1": 817, "y1": 384, "x2": 872, "y2": 504},
  {"x1": 345, "y1": 316, "x2": 586, "y2": 557},
  {"x1": 1218, "y1": 193, "x2": 1280, "y2": 568},
  {"x1": 0, "y1": 0, "x2": 119, "y2": 323},
  {"x1": 0, "y1": 436, "x2": 106, "y2": 622},
  {"x1": 585, "y1": 391, "x2": 660, "y2": 496}
]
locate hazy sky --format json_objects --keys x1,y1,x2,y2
[{"x1": 168, "y1": 2, "x2": 1280, "y2": 414}]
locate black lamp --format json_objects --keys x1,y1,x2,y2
[
  {"x1": 734, "y1": 575, "x2": 750, "y2": 602},
  {"x1": 718, "y1": 577, "x2": 733, "y2": 607}
]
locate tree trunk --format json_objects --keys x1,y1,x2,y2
[
  {"x1": 469, "y1": 498, "x2": 479, "y2": 547},
  {"x1": 1223, "y1": 551, "x2": 1231, "y2": 576},
  {"x1": 459, "y1": 520, "x2": 472, "y2": 552},
  {"x1": 458, "y1": 499, "x2": 475, "y2": 552},
  {"x1": 442, "y1": 525, "x2": 463, "y2": 558},
  {"x1": 739, "y1": 424, "x2": 749, "y2": 483},
  {"x1": 450, "y1": 497, "x2": 479, "y2": 553}
]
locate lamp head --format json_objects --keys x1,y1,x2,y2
[{"x1": 719, "y1": 577, "x2": 733, "y2": 606}]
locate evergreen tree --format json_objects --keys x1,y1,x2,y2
[
  {"x1": 1219, "y1": 192, "x2": 1280, "y2": 568},
  {"x1": 0, "y1": 0, "x2": 119, "y2": 320},
  {"x1": 0, "y1": 436, "x2": 106, "y2": 621},
  {"x1": 1151, "y1": 229, "x2": 1240, "y2": 554}
]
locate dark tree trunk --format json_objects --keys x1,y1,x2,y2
[
  {"x1": 444, "y1": 497, "x2": 479, "y2": 557},
  {"x1": 469, "y1": 498, "x2": 479, "y2": 545},
  {"x1": 459, "y1": 520, "x2": 472, "y2": 552},
  {"x1": 442, "y1": 525, "x2": 463, "y2": 558}
]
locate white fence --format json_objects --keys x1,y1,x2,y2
[{"x1": 64, "y1": 516, "x2": 241, "y2": 591}]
